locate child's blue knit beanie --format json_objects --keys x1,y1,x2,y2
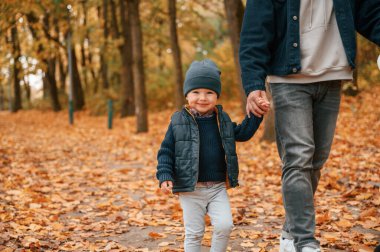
[{"x1": 183, "y1": 59, "x2": 221, "y2": 97}]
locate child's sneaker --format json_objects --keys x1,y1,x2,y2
[
  {"x1": 301, "y1": 244, "x2": 321, "y2": 252},
  {"x1": 279, "y1": 231, "x2": 296, "y2": 252},
  {"x1": 301, "y1": 247, "x2": 321, "y2": 252}
]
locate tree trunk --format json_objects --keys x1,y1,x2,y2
[
  {"x1": 46, "y1": 57, "x2": 61, "y2": 111},
  {"x1": 80, "y1": 1, "x2": 98, "y2": 94},
  {"x1": 89, "y1": 50, "x2": 98, "y2": 93},
  {"x1": 41, "y1": 15, "x2": 51, "y2": 100},
  {"x1": 0, "y1": 85, "x2": 4, "y2": 110},
  {"x1": 119, "y1": 0, "x2": 135, "y2": 117},
  {"x1": 71, "y1": 47, "x2": 85, "y2": 110},
  {"x1": 11, "y1": 25, "x2": 22, "y2": 112},
  {"x1": 168, "y1": 0, "x2": 185, "y2": 110},
  {"x1": 43, "y1": 15, "x2": 61, "y2": 111},
  {"x1": 224, "y1": 0, "x2": 246, "y2": 112},
  {"x1": 23, "y1": 76, "x2": 31, "y2": 102},
  {"x1": 110, "y1": 0, "x2": 120, "y2": 38},
  {"x1": 127, "y1": 0, "x2": 148, "y2": 132},
  {"x1": 54, "y1": 19, "x2": 67, "y2": 93},
  {"x1": 28, "y1": 12, "x2": 61, "y2": 110},
  {"x1": 261, "y1": 82, "x2": 275, "y2": 142},
  {"x1": 80, "y1": 44, "x2": 88, "y2": 92},
  {"x1": 109, "y1": 0, "x2": 121, "y2": 94},
  {"x1": 57, "y1": 51, "x2": 67, "y2": 92},
  {"x1": 42, "y1": 79, "x2": 49, "y2": 98},
  {"x1": 80, "y1": 3, "x2": 89, "y2": 92},
  {"x1": 101, "y1": 0, "x2": 110, "y2": 90}
]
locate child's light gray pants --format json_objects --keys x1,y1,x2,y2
[{"x1": 179, "y1": 182, "x2": 233, "y2": 252}]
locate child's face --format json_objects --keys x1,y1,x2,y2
[{"x1": 186, "y1": 88, "x2": 217, "y2": 114}]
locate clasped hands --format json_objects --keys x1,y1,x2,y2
[{"x1": 246, "y1": 90, "x2": 270, "y2": 117}]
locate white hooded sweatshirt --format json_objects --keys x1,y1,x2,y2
[{"x1": 269, "y1": 0, "x2": 353, "y2": 83}]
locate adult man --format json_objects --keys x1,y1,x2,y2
[{"x1": 239, "y1": 0, "x2": 380, "y2": 251}]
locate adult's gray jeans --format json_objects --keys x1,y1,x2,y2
[{"x1": 270, "y1": 81, "x2": 342, "y2": 251}]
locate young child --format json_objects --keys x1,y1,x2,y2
[{"x1": 156, "y1": 59, "x2": 267, "y2": 251}]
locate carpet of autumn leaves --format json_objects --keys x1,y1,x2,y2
[{"x1": 0, "y1": 87, "x2": 379, "y2": 252}]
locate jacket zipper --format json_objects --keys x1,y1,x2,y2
[
  {"x1": 184, "y1": 107, "x2": 200, "y2": 189},
  {"x1": 215, "y1": 107, "x2": 231, "y2": 189}
]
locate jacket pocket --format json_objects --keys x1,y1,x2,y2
[{"x1": 175, "y1": 159, "x2": 193, "y2": 183}]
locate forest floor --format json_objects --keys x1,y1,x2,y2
[{"x1": 0, "y1": 86, "x2": 379, "y2": 252}]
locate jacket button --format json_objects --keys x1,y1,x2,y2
[
  {"x1": 293, "y1": 43, "x2": 298, "y2": 48},
  {"x1": 293, "y1": 16, "x2": 298, "y2": 21},
  {"x1": 292, "y1": 68, "x2": 298, "y2": 73}
]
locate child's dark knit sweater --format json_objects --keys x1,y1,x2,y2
[{"x1": 196, "y1": 115, "x2": 226, "y2": 182}]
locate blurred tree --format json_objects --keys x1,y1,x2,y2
[
  {"x1": 65, "y1": 5, "x2": 85, "y2": 110},
  {"x1": 119, "y1": 0, "x2": 135, "y2": 117},
  {"x1": 23, "y1": 75, "x2": 31, "y2": 103},
  {"x1": 28, "y1": 8, "x2": 64, "y2": 111},
  {"x1": 69, "y1": 44, "x2": 86, "y2": 110},
  {"x1": 79, "y1": 1, "x2": 89, "y2": 92},
  {"x1": 0, "y1": 80, "x2": 4, "y2": 110},
  {"x1": 10, "y1": 24, "x2": 22, "y2": 112},
  {"x1": 57, "y1": 53, "x2": 66, "y2": 92},
  {"x1": 224, "y1": 0, "x2": 245, "y2": 112},
  {"x1": 127, "y1": 0, "x2": 148, "y2": 132},
  {"x1": 25, "y1": 11, "x2": 48, "y2": 99},
  {"x1": 100, "y1": 0, "x2": 110, "y2": 90},
  {"x1": 26, "y1": 5, "x2": 72, "y2": 111},
  {"x1": 109, "y1": 0, "x2": 122, "y2": 91},
  {"x1": 168, "y1": 0, "x2": 185, "y2": 110},
  {"x1": 82, "y1": 2, "x2": 100, "y2": 95},
  {"x1": 43, "y1": 14, "x2": 61, "y2": 111}
]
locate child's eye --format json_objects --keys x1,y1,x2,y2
[
  {"x1": 193, "y1": 91, "x2": 199, "y2": 94},
  {"x1": 207, "y1": 92, "x2": 215, "y2": 95}
]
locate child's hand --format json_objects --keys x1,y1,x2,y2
[
  {"x1": 161, "y1": 181, "x2": 173, "y2": 194},
  {"x1": 257, "y1": 97, "x2": 270, "y2": 111},
  {"x1": 246, "y1": 90, "x2": 270, "y2": 117}
]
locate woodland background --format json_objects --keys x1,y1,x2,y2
[
  {"x1": 0, "y1": 0, "x2": 379, "y2": 251},
  {"x1": 0, "y1": 0, "x2": 379, "y2": 132}
]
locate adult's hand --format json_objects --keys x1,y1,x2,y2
[{"x1": 246, "y1": 90, "x2": 270, "y2": 117}]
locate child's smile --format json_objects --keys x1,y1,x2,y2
[{"x1": 186, "y1": 88, "x2": 218, "y2": 114}]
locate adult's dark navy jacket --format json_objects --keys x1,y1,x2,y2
[
  {"x1": 239, "y1": 0, "x2": 380, "y2": 95},
  {"x1": 156, "y1": 105, "x2": 262, "y2": 193}
]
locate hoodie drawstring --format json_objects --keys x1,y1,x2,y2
[
  {"x1": 309, "y1": 0, "x2": 313, "y2": 29},
  {"x1": 309, "y1": 0, "x2": 328, "y2": 31},
  {"x1": 323, "y1": 0, "x2": 327, "y2": 31}
]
